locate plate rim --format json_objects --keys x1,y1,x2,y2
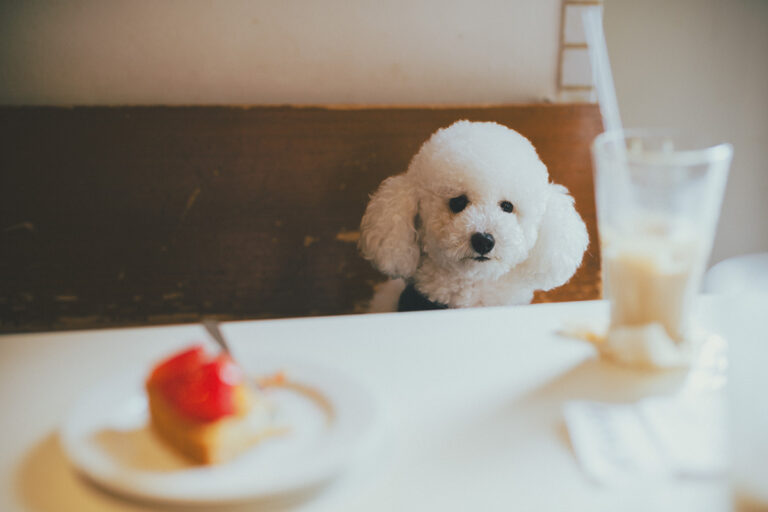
[{"x1": 59, "y1": 355, "x2": 380, "y2": 505}]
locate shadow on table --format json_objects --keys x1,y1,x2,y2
[
  {"x1": 521, "y1": 357, "x2": 689, "y2": 405},
  {"x1": 518, "y1": 357, "x2": 689, "y2": 445},
  {"x1": 415, "y1": 357, "x2": 690, "y2": 478},
  {"x1": 15, "y1": 433, "x2": 331, "y2": 512}
]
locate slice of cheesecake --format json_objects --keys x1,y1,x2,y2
[{"x1": 146, "y1": 345, "x2": 266, "y2": 464}]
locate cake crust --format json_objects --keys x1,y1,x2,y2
[
  {"x1": 147, "y1": 382, "x2": 254, "y2": 464},
  {"x1": 145, "y1": 345, "x2": 265, "y2": 465}
]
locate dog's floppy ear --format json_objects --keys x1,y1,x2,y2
[
  {"x1": 518, "y1": 184, "x2": 589, "y2": 291},
  {"x1": 359, "y1": 174, "x2": 420, "y2": 279}
]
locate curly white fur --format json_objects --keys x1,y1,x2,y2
[{"x1": 360, "y1": 120, "x2": 589, "y2": 310}]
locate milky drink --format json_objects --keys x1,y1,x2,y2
[{"x1": 601, "y1": 221, "x2": 705, "y2": 345}]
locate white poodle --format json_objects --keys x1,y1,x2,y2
[{"x1": 359, "y1": 120, "x2": 589, "y2": 312}]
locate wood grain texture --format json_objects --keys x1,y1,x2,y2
[{"x1": 0, "y1": 105, "x2": 602, "y2": 332}]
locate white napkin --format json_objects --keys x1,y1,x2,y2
[{"x1": 563, "y1": 391, "x2": 727, "y2": 485}]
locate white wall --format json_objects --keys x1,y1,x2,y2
[
  {"x1": 0, "y1": 0, "x2": 559, "y2": 105},
  {"x1": 603, "y1": 0, "x2": 768, "y2": 264}
]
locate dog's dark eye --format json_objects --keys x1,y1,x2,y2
[
  {"x1": 500, "y1": 200, "x2": 514, "y2": 213},
  {"x1": 449, "y1": 194, "x2": 469, "y2": 213}
]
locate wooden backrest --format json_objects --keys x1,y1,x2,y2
[{"x1": 0, "y1": 105, "x2": 602, "y2": 332}]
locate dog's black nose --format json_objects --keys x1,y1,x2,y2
[{"x1": 470, "y1": 232, "x2": 495, "y2": 255}]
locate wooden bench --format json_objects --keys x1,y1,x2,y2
[{"x1": 0, "y1": 105, "x2": 602, "y2": 332}]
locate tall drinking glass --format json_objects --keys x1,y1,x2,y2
[{"x1": 592, "y1": 130, "x2": 732, "y2": 365}]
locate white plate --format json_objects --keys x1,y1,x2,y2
[{"x1": 60, "y1": 356, "x2": 379, "y2": 505}]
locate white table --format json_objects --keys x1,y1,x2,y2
[{"x1": 1, "y1": 295, "x2": 763, "y2": 512}]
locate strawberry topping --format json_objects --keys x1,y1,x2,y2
[{"x1": 148, "y1": 345, "x2": 244, "y2": 422}]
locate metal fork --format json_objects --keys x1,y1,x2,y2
[
  {"x1": 202, "y1": 318, "x2": 232, "y2": 356},
  {"x1": 202, "y1": 318, "x2": 261, "y2": 392}
]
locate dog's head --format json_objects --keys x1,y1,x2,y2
[{"x1": 360, "y1": 120, "x2": 552, "y2": 281}]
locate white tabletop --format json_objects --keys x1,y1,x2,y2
[{"x1": 1, "y1": 295, "x2": 762, "y2": 512}]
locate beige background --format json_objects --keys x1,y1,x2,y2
[
  {"x1": 0, "y1": 0, "x2": 560, "y2": 105},
  {"x1": 1, "y1": 0, "x2": 766, "y2": 264},
  {"x1": 604, "y1": 0, "x2": 768, "y2": 265}
]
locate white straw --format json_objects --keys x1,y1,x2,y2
[{"x1": 582, "y1": 7, "x2": 623, "y2": 134}]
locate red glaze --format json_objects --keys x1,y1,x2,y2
[
  {"x1": 149, "y1": 345, "x2": 206, "y2": 384},
  {"x1": 148, "y1": 345, "x2": 244, "y2": 422}
]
